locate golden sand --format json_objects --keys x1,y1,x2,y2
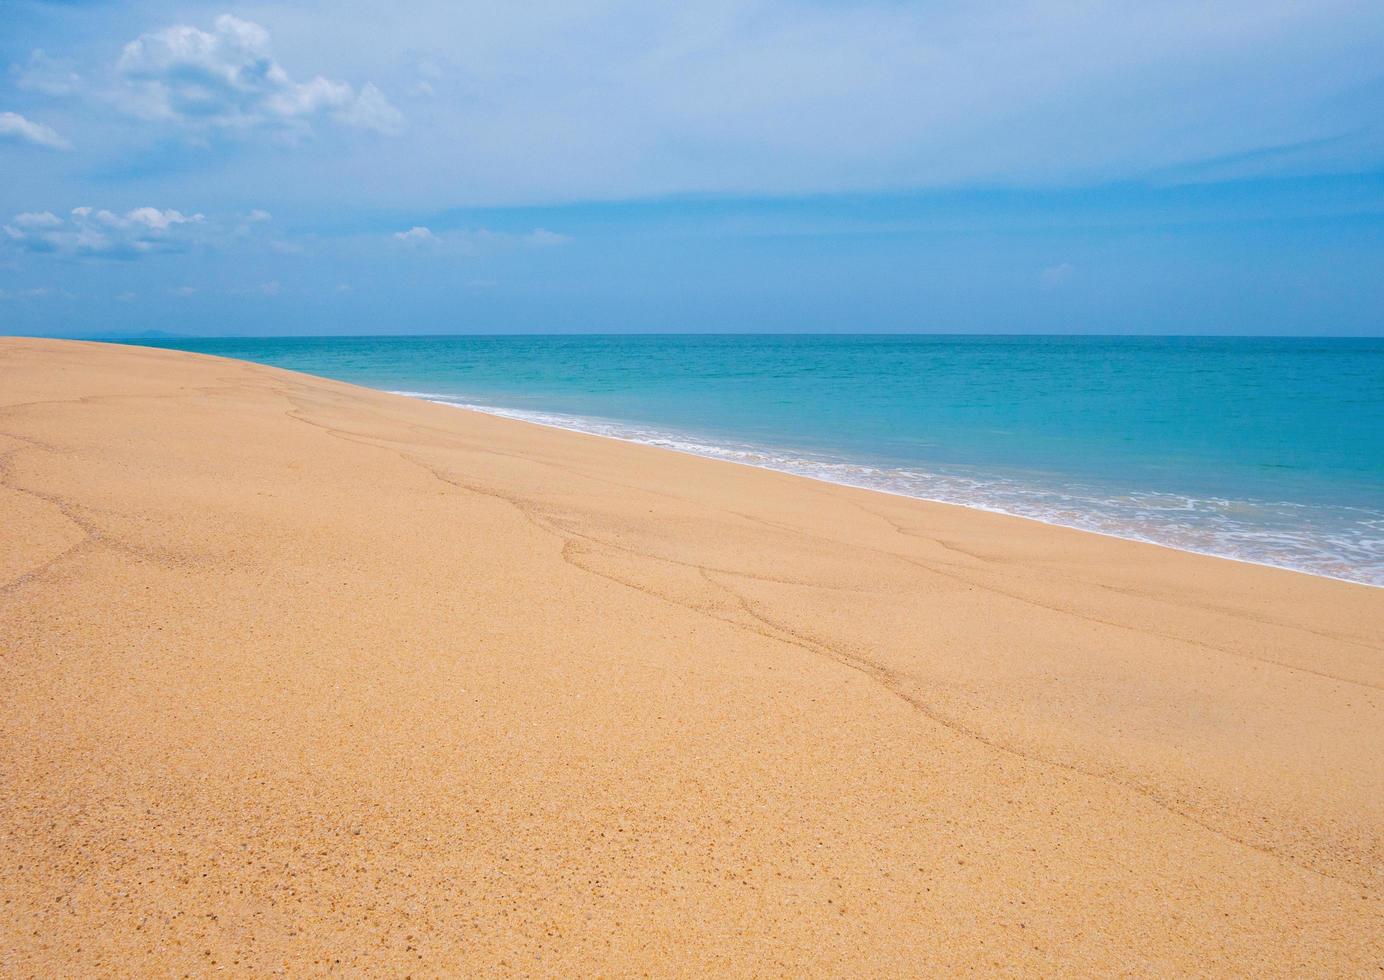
[{"x1": 2, "y1": 337, "x2": 1381, "y2": 975}]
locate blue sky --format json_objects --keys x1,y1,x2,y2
[{"x1": 1, "y1": 0, "x2": 1382, "y2": 336}]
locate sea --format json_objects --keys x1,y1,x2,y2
[{"x1": 126, "y1": 335, "x2": 1384, "y2": 587}]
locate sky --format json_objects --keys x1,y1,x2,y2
[{"x1": 1, "y1": 0, "x2": 1382, "y2": 336}]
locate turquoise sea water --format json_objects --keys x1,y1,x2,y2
[{"x1": 127, "y1": 335, "x2": 1384, "y2": 586}]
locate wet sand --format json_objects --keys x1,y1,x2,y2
[{"x1": 2, "y1": 337, "x2": 1381, "y2": 975}]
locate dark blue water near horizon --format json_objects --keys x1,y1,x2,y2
[{"x1": 122, "y1": 334, "x2": 1384, "y2": 585}]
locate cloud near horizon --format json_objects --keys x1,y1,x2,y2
[{"x1": 392, "y1": 226, "x2": 572, "y2": 253}]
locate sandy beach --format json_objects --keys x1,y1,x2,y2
[{"x1": 1, "y1": 336, "x2": 1380, "y2": 975}]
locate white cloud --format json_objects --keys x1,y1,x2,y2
[
  {"x1": 393, "y1": 226, "x2": 572, "y2": 253},
  {"x1": 393, "y1": 225, "x2": 439, "y2": 245},
  {"x1": 3, "y1": 206, "x2": 289, "y2": 261},
  {"x1": 0, "y1": 111, "x2": 71, "y2": 150},
  {"x1": 12, "y1": 211, "x2": 64, "y2": 229},
  {"x1": 115, "y1": 15, "x2": 403, "y2": 136},
  {"x1": 4, "y1": 206, "x2": 206, "y2": 258},
  {"x1": 12, "y1": 50, "x2": 83, "y2": 97},
  {"x1": 335, "y1": 83, "x2": 404, "y2": 135},
  {"x1": 1040, "y1": 262, "x2": 1076, "y2": 288},
  {"x1": 124, "y1": 206, "x2": 201, "y2": 232}
]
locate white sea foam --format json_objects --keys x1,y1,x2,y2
[{"x1": 394, "y1": 391, "x2": 1384, "y2": 587}]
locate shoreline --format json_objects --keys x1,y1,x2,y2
[
  {"x1": 402, "y1": 391, "x2": 1384, "y2": 590},
  {"x1": 3, "y1": 337, "x2": 1381, "y2": 974}
]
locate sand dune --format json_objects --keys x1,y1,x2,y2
[{"x1": 2, "y1": 337, "x2": 1380, "y2": 975}]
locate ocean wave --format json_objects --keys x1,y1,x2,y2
[{"x1": 395, "y1": 391, "x2": 1384, "y2": 587}]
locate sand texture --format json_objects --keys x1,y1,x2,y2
[{"x1": 1, "y1": 337, "x2": 1381, "y2": 976}]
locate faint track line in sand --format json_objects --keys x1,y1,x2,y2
[
  {"x1": 0, "y1": 436, "x2": 103, "y2": 602},
  {"x1": 515, "y1": 473, "x2": 1379, "y2": 892},
  {"x1": 0, "y1": 441, "x2": 220, "y2": 601},
  {"x1": 277, "y1": 391, "x2": 1381, "y2": 893},
  {"x1": 285, "y1": 391, "x2": 1383, "y2": 690},
  {"x1": 0, "y1": 387, "x2": 260, "y2": 601},
  {"x1": 369, "y1": 392, "x2": 1384, "y2": 685},
  {"x1": 845, "y1": 494, "x2": 1381, "y2": 650},
  {"x1": 542, "y1": 502, "x2": 1384, "y2": 694},
  {"x1": 381, "y1": 395, "x2": 1379, "y2": 653}
]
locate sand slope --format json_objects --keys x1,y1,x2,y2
[{"x1": 1, "y1": 337, "x2": 1381, "y2": 976}]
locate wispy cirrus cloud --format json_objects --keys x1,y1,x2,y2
[
  {"x1": 391, "y1": 225, "x2": 571, "y2": 253},
  {"x1": 114, "y1": 15, "x2": 403, "y2": 137},
  {"x1": 0, "y1": 286, "x2": 56, "y2": 301},
  {"x1": 11, "y1": 49, "x2": 82, "y2": 98},
  {"x1": 0, "y1": 111, "x2": 70, "y2": 150},
  {"x1": 1040, "y1": 262, "x2": 1076, "y2": 288},
  {"x1": 525, "y1": 228, "x2": 571, "y2": 247}
]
